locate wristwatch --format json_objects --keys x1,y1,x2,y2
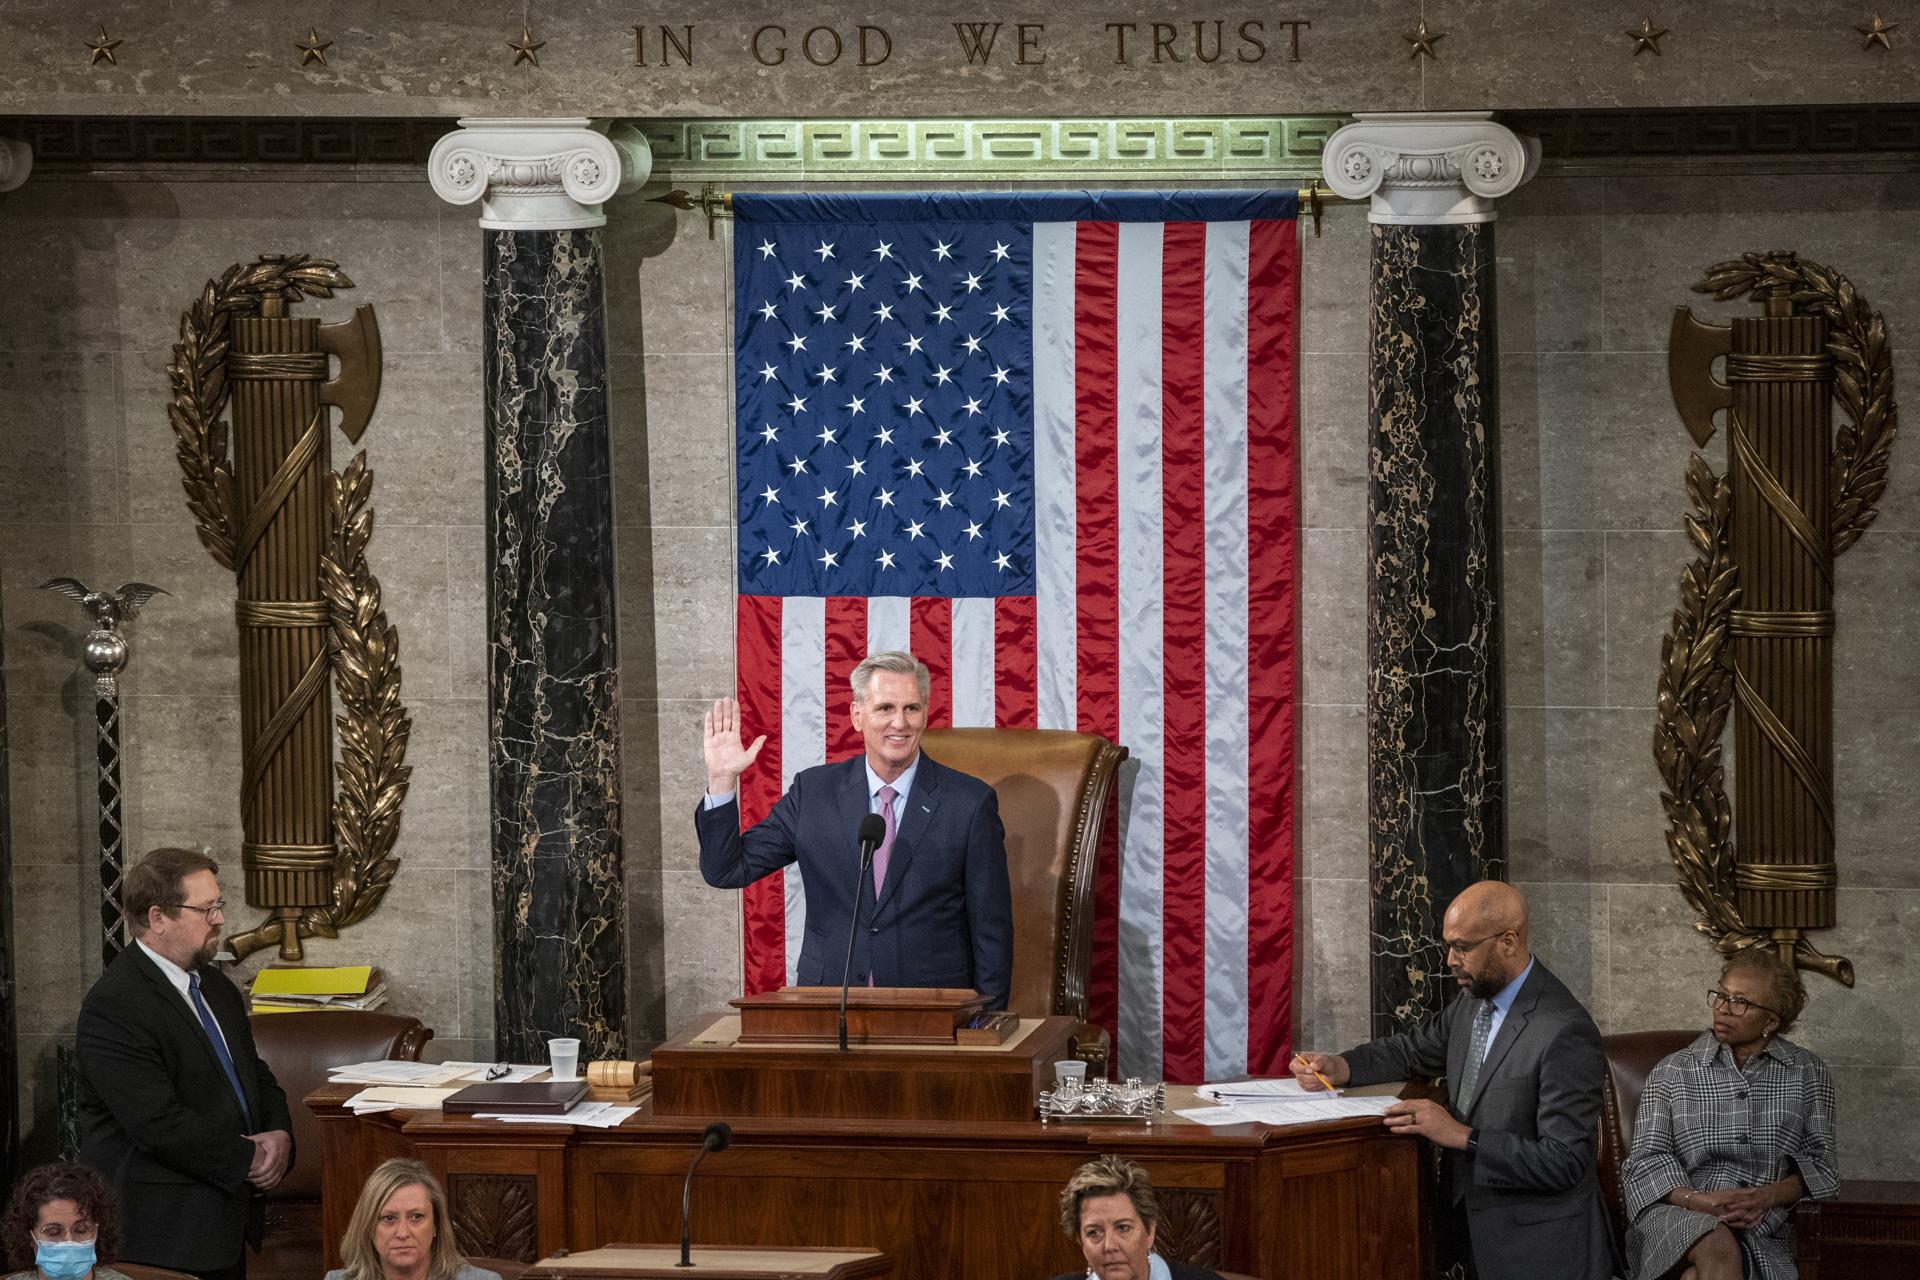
[{"x1": 1466, "y1": 1129, "x2": 1481, "y2": 1155}]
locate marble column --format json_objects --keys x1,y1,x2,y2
[
  {"x1": 430, "y1": 120, "x2": 649, "y2": 1060},
  {"x1": 1323, "y1": 114, "x2": 1538, "y2": 1037},
  {"x1": 0, "y1": 135, "x2": 33, "y2": 1188}
]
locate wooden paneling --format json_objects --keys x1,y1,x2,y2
[{"x1": 310, "y1": 1086, "x2": 1430, "y2": 1280}]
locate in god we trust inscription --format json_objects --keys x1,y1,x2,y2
[{"x1": 629, "y1": 17, "x2": 1312, "y2": 67}]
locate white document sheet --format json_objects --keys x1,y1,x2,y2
[{"x1": 1196, "y1": 1077, "x2": 1339, "y2": 1103}]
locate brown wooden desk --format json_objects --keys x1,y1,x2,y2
[
  {"x1": 1796, "y1": 1180, "x2": 1920, "y2": 1279},
  {"x1": 311, "y1": 1026, "x2": 1431, "y2": 1280}
]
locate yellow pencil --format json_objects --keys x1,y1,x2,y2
[{"x1": 1291, "y1": 1053, "x2": 1338, "y2": 1094}]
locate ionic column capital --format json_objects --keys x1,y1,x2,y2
[
  {"x1": 1321, "y1": 111, "x2": 1538, "y2": 225},
  {"x1": 0, "y1": 138, "x2": 33, "y2": 193},
  {"x1": 429, "y1": 118, "x2": 651, "y2": 231}
]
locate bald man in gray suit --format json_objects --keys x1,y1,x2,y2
[{"x1": 1294, "y1": 882, "x2": 1614, "y2": 1280}]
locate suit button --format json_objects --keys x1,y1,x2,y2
[
  {"x1": 1739, "y1": 1135, "x2": 1750, "y2": 1144},
  {"x1": 1737, "y1": 1090, "x2": 1749, "y2": 1100},
  {"x1": 870, "y1": 926, "x2": 880, "y2": 934}
]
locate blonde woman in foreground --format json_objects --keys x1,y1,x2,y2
[{"x1": 326, "y1": 1159, "x2": 501, "y2": 1280}]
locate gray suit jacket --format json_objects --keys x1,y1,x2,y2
[{"x1": 1342, "y1": 959, "x2": 1614, "y2": 1280}]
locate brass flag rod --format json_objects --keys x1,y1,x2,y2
[{"x1": 650, "y1": 182, "x2": 1349, "y2": 239}]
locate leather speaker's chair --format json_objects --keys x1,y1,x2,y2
[
  {"x1": 1596, "y1": 1029, "x2": 1698, "y2": 1257},
  {"x1": 248, "y1": 1010, "x2": 435, "y2": 1280},
  {"x1": 921, "y1": 727, "x2": 1127, "y2": 1075}
]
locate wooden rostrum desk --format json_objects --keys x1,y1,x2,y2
[{"x1": 309, "y1": 1012, "x2": 1431, "y2": 1280}]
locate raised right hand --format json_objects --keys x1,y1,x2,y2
[
  {"x1": 704, "y1": 697, "x2": 766, "y2": 793},
  {"x1": 1290, "y1": 1051, "x2": 1351, "y2": 1091}
]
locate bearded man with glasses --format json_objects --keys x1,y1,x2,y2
[
  {"x1": 1291, "y1": 881, "x2": 1614, "y2": 1280},
  {"x1": 75, "y1": 848, "x2": 294, "y2": 1280}
]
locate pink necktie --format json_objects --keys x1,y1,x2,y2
[{"x1": 873, "y1": 785, "x2": 898, "y2": 896}]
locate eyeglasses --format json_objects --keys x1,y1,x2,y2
[
  {"x1": 34, "y1": 1221, "x2": 98, "y2": 1242},
  {"x1": 1707, "y1": 988, "x2": 1778, "y2": 1017},
  {"x1": 1443, "y1": 930, "x2": 1512, "y2": 959},
  {"x1": 175, "y1": 900, "x2": 226, "y2": 920}
]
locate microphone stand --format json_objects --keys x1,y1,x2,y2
[
  {"x1": 677, "y1": 1122, "x2": 731, "y2": 1267},
  {"x1": 838, "y1": 816, "x2": 885, "y2": 1052}
]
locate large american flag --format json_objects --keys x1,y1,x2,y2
[{"x1": 728, "y1": 191, "x2": 1299, "y2": 1082}]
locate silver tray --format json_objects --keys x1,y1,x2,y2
[{"x1": 1037, "y1": 1079, "x2": 1166, "y2": 1122}]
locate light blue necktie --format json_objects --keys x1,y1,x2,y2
[{"x1": 189, "y1": 972, "x2": 251, "y2": 1123}]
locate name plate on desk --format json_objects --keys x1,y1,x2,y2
[
  {"x1": 653, "y1": 1011, "x2": 1078, "y2": 1122},
  {"x1": 730, "y1": 986, "x2": 987, "y2": 1045}
]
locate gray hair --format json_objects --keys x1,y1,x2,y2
[{"x1": 850, "y1": 650, "x2": 930, "y2": 703}]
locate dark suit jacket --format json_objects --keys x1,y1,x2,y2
[
  {"x1": 1342, "y1": 959, "x2": 1614, "y2": 1280},
  {"x1": 77, "y1": 944, "x2": 294, "y2": 1272},
  {"x1": 696, "y1": 752, "x2": 1014, "y2": 1010}
]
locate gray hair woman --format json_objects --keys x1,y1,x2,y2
[
  {"x1": 1619, "y1": 949, "x2": 1838, "y2": 1280},
  {"x1": 1048, "y1": 1155, "x2": 1226, "y2": 1280},
  {"x1": 327, "y1": 1159, "x2": 499, "y2": 1280}
]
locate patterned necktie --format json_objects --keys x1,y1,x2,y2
[
  {"x1": 189, "y1": 972, "x2": 251, "y2": 1123},
  {"x1": 873, "y1": 785, "x2": 899, "y2": 896},
  {"x1": 1455, "y1": 999, "x2": 1495, "y2": 1111}
]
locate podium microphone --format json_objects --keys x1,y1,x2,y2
[
  {"x1": 676, "y1": 1121, "x2": 732, "y2": 1268},
  {"x1": 839, "y1": 812, "x2": 889, "y2": 1052}
]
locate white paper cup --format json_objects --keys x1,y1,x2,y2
[
  {"x1": 547, "y1": 1037, "x2": 582, "y2": 1082},
  {"x1": 1054, "y1": 1059, "x2": 1088, "y2": 1090}
]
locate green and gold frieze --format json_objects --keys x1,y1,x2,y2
[{"x1": 632, "y1": 115, "x2": 1345, "y2": 182}]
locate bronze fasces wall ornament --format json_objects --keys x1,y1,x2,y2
[
  {"x1": 166, "y1": 255, "x2": 411, "y2": 961},
  {"x1": 1660, "y1": 251, "x2": 1897, "y2": 987}
]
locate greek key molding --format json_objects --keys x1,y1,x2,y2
[
  {"x1": 429, "y1": 117, "x2": 650, "y2": 230},
  {"x1": 1322, "y1": 111, "x2": 1538, "y2": 225},
  {"x1": 635, "y1": 115, "x2": 1342, "y2": 179}
]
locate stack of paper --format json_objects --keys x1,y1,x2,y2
[
  {"x1": 344, "y1": 1086, "x2": 465, "y2": 1115},
  {"x1": 475, "y1": 1101, "x2": 639, "y2": 1129},
  {"x1": 328, "y1": 1060, "x2": 476, "y2": 1087},
  {"x1": 1178, "y1": 1077, "x2": 1404, "y2": 1129},
  {"x1": 252, "y1": 966, "x2": 388, "y2": 1013},
  {"x1": 1196, "y1": 1077, "x2": 1339, "y2": 1104}
]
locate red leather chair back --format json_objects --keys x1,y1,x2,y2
[
  {"x1": 248, "y1": 1009, "x2": 434, "y2": 1201},
  {"x1": 1596, "y1": 1029, "x2": 1698, "y2": 1250}
]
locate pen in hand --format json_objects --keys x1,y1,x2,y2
[{"x1": 1291, "y1": 1053, "x2": 1338, "y2": 1094}]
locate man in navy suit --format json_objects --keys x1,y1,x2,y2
[{"x1": 696, "y1": 650, "x2": 1014, "y2": 1010}]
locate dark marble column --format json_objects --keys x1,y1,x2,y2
[
  {"x1": 432, "y1": 121, "x2": 649, "y2": 1060},
  {"x1": 1325, "y1": 114, "x2": 1536, "y2": 1037}
]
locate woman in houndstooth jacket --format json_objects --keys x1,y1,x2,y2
[{"x1": 1619, "y1": 948, "x2": 1838, "y2": 1280}]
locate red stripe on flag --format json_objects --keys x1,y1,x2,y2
[
  {"x1": 1244, "y1": 218, "x2": 1300, "y2": 1073},
  {"x1": 1073, "y1": 220, "x2": 1123, "y2": 1047},
  {"x1": 825, "y1": 597, "x2": 868, "y2": 760},
  {"x1": 910, "y1": 597, "x2": 953, "y2": 728},
  {"x1": 1159, "y1": 221, "x2": 1210, "y2": 1083},
  {"x1": 736, "y1": 594, "x2": 787, "y2": 994},
  {"x1": 993, "y1": 596, "x2": 1038, "y2": 728}
]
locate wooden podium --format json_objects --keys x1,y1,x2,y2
[
  {"x1": 729, "y1": 986, "x2": 988, "y2": 1045},
  {"x1": 653, "y1": 1000, "x2": 1072, "y2": 1123},
  {"x1": 525, "y1": 1244, "x2": 893, "y2": 1279}
]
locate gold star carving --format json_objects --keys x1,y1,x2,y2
[
  {"x1": 1626, "y1": 17, "x2": 1669, "y2": 56},
  {"x1": 1403, "y1": 18, "x2": 1445, "y2": 61},
  {"x1": 86, "y1": 25, "x2": 121, "y2": 66},
  {"x1": 508, "y1": 24, "x2": 545, "y2": 66},
  {"x1": 1857, "y1": 13, "x2": 1898, "y2": 50},
  {"x1": 296, "y1": 28, "x2": 332, "y2": 67}
]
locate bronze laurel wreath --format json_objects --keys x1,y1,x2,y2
[
  {"x1": 1653, "y1": 455, "x2": 1755, "y2": 955},
  {"x1": 1656, "y1": 254, "x2": 1896, "y2": 964},
  {"x1": 167, "y1": 257, "x2": 410, "y2": 959}
]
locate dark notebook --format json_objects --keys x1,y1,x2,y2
[{"x1": 444, "y1": 1080, "x2": 589, "y2": 1116}]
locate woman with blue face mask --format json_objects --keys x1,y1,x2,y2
[{"x1": 2, "y1": 1162, "x2": 128, "y2": 1280}]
